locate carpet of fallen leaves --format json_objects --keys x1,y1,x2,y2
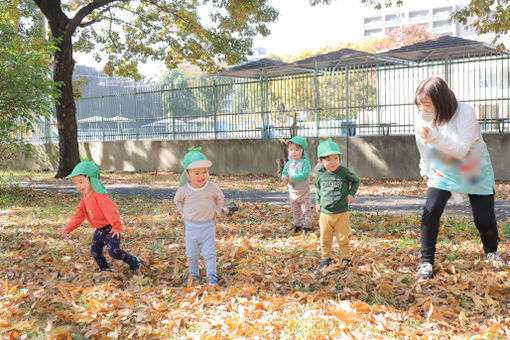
[
  {"x1": 0, "y1": 187, "x2": 509, "y2": 339},
  {"x1": 12, "y1": 170, "x2": 510, "y2": 200}
]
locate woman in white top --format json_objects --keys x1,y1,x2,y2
[{"x1": 414, "y1": 77, "x2": 506, "y2": 281}]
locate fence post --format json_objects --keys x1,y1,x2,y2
[
  {"x1": 260, "y1": 75, "x2": 266, "y2": 138},
  {"x1": 345, "y1": 65, "x2": 350, "y2": 124},
  {"x1": 376, "y1": 66, "x2": 382, "y2": 136},
  {"x1": 134, "y1": 82, "x2": 139, "y2": 141},
  {"x1": 213, "y1": 80, "x2": 218, "y2": 140},
  {"x1": 345, "y1": 65, "x2": 350, "y2": 168},
  {"x1": 44, "y1": 115, "x2": 50, "y2": 143},
  {"x1": 314, "y1": 62, "x2": 319, "y2": 137},
  {"x1": 101, "y1": 95, "x2": 105, "y2": 142},
  {"x1": 444, "y1": 56, "x2": 450, "y2": 84},
  {"x1": 171, "y1": 84, "x2": 176, "y2": 140}
]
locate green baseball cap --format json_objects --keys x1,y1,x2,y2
[
  {"x1": 179, "y1": 147, "x2": 212, "y2": 186},
  {"x1": 289, "y1": 136, "x2": 308, "y2": 151},
  {"x1": 65, "y1": 158, "x2": 108, "y2": 194},
  {"x1": 317, "y1": 138, "x2": 342, "y2": 157}
]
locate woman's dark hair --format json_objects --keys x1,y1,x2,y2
[{"x1": 414, "y1": 77, "x2": 458, "y2": 125}]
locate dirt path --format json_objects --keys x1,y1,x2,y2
[{"x1": 18, "y1": 180, "x2": 510, "y2": 221}]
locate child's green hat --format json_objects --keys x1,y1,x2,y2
[
  {"x1": 65, "y1": 158, "x2": 108, "y2": 194},
  {"x1": 317, "y1": 138, "x2": 342, "y2": 157},
  {"x1": 289, "y1": 136, "x2": 308, "y2": 151},
  {"x1": 179, "y1": 147, "x2": 212, "y2": 186}
]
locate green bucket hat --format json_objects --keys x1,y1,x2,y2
[
  {"x1": 288, "y1": 136, "x2": 309, "y2": 160},
  {"x1": 65, "y1": 158, "x2": 108, "y2": 194},
  {"x1": 179, "y1": 147, "x2": 212, "y2": 187},
  {"x1": 289, "y1": 136, "x2": 308, "y2": 151},
  {"x1": 317, "y1": 138, "x2": 342, "y2": 158}
]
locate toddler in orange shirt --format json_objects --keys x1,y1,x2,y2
[{"x1": 59, "y1": 159, "x2": 143, "y2": 272}]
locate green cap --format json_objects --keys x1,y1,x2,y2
[
  {"x1": 317, "y1": 138, "x2": 342, "y2": 157},
  {"x1": 65, "y1": 158, "x2": 108, "y2": 194},
  {"x1": 289, "y1": 136, "x2": 308, "y2": 151},
  {"x1": 179, "y1": 147, "x2": 212, "y2": 186}
]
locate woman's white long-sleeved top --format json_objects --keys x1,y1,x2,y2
[{"x1": 415, "y1": 102, "x2": 495, "y2": 195}]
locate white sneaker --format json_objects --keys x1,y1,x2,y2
[
  {"x1": 416, "y1": 262, "x2": 433, "y2": 281},
  {"x1": 487, "y1": 252, "x2": 506, "y2": 268}
]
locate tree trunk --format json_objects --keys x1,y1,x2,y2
[
  {"x1": 34, "y1": 0, "x2": 86, "y2": 178},
  {"x1": 54, "y1": 38, "x2": 80, "y2": 178}
]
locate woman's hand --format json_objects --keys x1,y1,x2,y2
[
  {"x1": 418, "y1": 127, "x2": 429, "y2": 139},
  {"x1": 315, "y1": 204, "x2": 321, "y2": 214},
  {"x1": 59, "y1": 227, "x2": 70, "y2": 237}
]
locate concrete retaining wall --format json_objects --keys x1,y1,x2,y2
[{"x1": 15, "y1": 133, "x2": 510, "y2": 179}]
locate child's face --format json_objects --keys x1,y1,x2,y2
[
  {"x1": 288, "y1": 142, "x2": 303, "y2": 161},
  {"x1": 186, "y1": 167, "x2": 209, "y2": 188},
  {"x1": 72, "y1": 175, "x2": 94, "y2": 196},
  {"x1": 321, "y1": 154, "x2": 340, "y2": 172}
]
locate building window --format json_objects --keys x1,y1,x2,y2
[
  {"x1": 364, "y1": 16, "x2": 382, "y2": 28},
  {"x1": 432, "y1": 20, "x2": 453, "y2": 34},
  {"x1": 364, "y1": 28, "x2": 383, "y2": 38},
  {"x1": 385, "y1": 13, "x2": 403, "y2": 25},
  {"x1": 409, "y1": 10, "x2": 429, "y2": 23},
  {"x1": 433, "y1": 7, "x2": 452, "y2": 21}
]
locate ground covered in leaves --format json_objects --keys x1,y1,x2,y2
[
  {"x1": 11, "y1": 170, "x2": 510, "y2": 200},
  {"x1": 0, "y1": 186, "x2": 509, "y2": 339}
]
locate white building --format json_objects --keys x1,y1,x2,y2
[{"x1": 363, "y1": 1, "x2": 473, "y2": 40}]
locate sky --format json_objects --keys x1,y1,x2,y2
[
  {"x1": 74, "y1": 0, "x2": 466, "y2": 81},
  {"x1": 251, "y1": 0, "x2": 368, "y2": 56}
]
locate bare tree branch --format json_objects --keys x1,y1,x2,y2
[{"x1": 65, "y1": 0, "x2": 125, "y2": 42}]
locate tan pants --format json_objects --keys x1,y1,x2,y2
[{"x1": 320, "y1": 211, "x2": 351, "y2": 260}]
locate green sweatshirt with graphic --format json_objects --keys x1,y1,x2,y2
[{"x1": 314, "y1": 165, "x2": 360, "y2": 214}]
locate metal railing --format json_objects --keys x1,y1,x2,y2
[{"x1": 22, "y1": 52, "x2": 510, "y2": 143}]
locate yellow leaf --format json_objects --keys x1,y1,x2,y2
[
  {"x1": 9, "y1": 330, "x2": 20, "y2": 340},
  {"x1": 426, "y1": 302, "x2": 447, "y2": 322},
  {"x1": 458, "y1": 310, "x2": 468, "y2": 325},
  {"x1": 48, "y1": 325, "x2": 73, "y2": 340},
  {"x1": 352, "y1": 301, "x2": 371, "y2": 314},
  {"x1": 187, "y1": 274, "x2": 193, "y2": 288}
]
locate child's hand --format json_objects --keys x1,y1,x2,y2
[
  {"x1": 347, "y1": 194, "x2": 354, "y2": 204},
  {"x1": 59, "y1": 227, "x2": 70, "y2": 237},
  {"x1": 418, "y1": 127, "x2": 429, "y2": 139},
  {"x1": 315, "y1": 204, "x2": 321, "y2": 214},
  {"x1": 110, "y1": 232, "x2": 122, "y2": 239}
]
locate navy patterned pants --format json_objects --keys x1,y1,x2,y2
[{"x1": 91, "y1": 225, "x2": 137, "y2": 270}]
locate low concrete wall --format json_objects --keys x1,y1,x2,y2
[{"x1": 15, "y1": 133, "x2": 510, "y2": 179}]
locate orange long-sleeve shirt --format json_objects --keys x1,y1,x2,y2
[{"x1": 65, "y1": 191, "x2": 123, "y2": 233}]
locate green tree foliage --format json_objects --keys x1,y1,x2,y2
[
  {"x1": 32, "y1": 0, "x2": 279, "y2": 177},
  {"x1": 0, "y1": 2, "x2": 59, "y2": 146},
  {"x1": 451, "y1": 0, "x2": 510, "y2": 50},
  {"x1": 161, "y1": 69, "x2": 204, "y2": 119},
  {"x1": 160, "y1": 66, "x2": 234, "y2": 122}
]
